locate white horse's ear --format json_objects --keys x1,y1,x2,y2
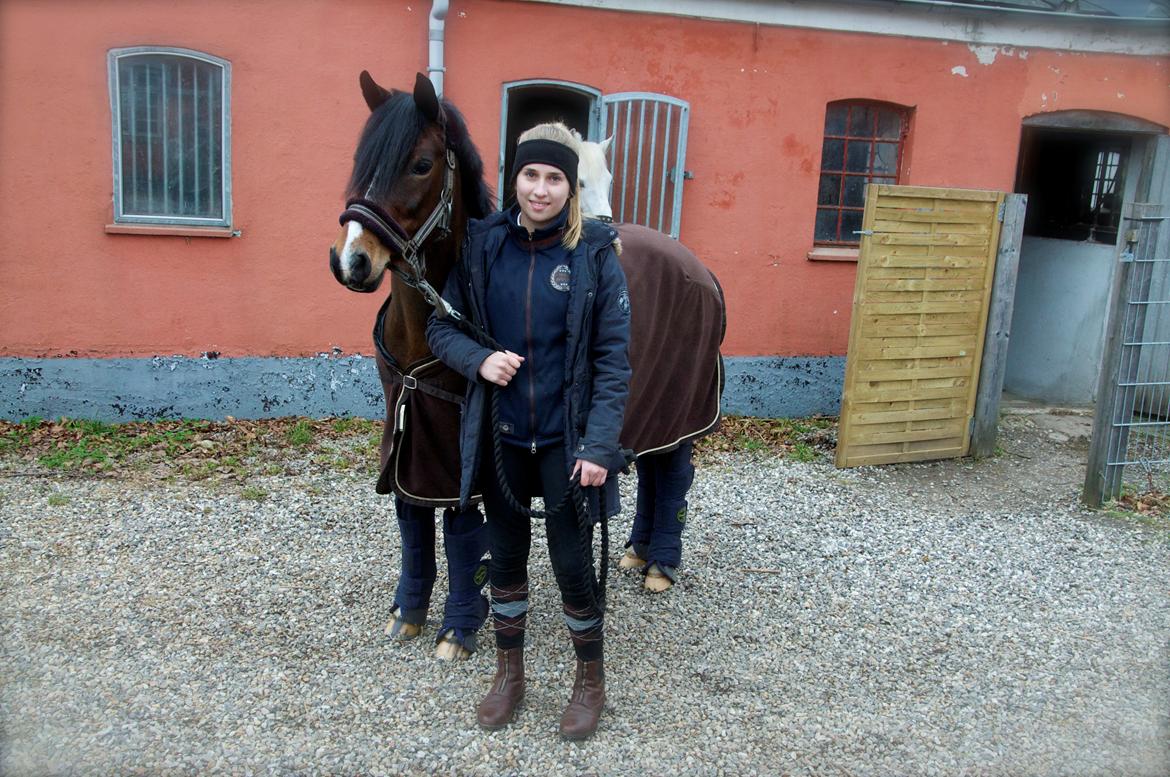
[{"x1": 600, "y1": 135, "x2": 614, "y2": 155}]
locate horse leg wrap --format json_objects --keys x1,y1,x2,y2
[
  {"x1": 392, "y1": 497, "x2": 437, "y2": 626},
  {"x1": 625, "y1": 457, "x2": 656, "y2": 561},
  {"x1": 438, "y1": 505, "x2": 490, "y2": 653},
  {"x1": 645, "y1": 444, "x2": 695, "y2": 579}
]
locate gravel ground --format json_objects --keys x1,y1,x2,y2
[{"x1": 2, "y1": 410, "x2": 1168, "y2": 776}]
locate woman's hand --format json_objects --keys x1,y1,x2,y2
[
  {"x1": 478, "y1": 350, "x2": 524, "y2": 386},
  {"x1": 572, "y1": 458, "x2": 608, "y2": 487}
]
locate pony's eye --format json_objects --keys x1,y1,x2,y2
[
  {"x1": 580, "y1": 181, "x2": 587, "y2": 189},
  {"x1": 412, "y1": 158, "x2": 434, "y2": 175}
]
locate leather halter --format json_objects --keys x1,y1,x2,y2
[{"x1": 338, "y1": 147, "x2": 460, "y2": 318}]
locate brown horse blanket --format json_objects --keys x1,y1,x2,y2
[
  {"x1": 615, "y1": 222, "x2": 725, "y2": 455},
  {"x1": 375, "y1": 222, "x2": 725, "y2": 506}
]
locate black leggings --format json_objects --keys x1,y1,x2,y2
[{"x1": 479, "y1": 440, "x2": 603, "y2": 660}]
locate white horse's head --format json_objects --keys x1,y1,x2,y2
[{"x1": 577, "y1": 135, "x2": 614, "y2": 220}]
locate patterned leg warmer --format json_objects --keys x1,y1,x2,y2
[
  {"x1": 490, "y1": 581, "x2": 529, "y2": 651},
  {"x1": 562, "y1": 602, "x2": 604, "y2": 662}
]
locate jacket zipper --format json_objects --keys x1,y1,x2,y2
[{"x1": 526, "y1": 242, "x2": 537, "y2": 454}]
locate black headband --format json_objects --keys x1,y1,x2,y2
[{"x1": 512, "y1": 138, "x2": 578, "y2": 193}]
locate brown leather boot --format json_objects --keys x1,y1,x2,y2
[
  {"x1": 558, "y1": 658, "x2": 606, "y2": 740},
  {"x1": 476, "y1": 648, "x2": 524, "y2": 730}
]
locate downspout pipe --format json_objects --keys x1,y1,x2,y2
[{"x1": 428, "y1": 0, "x2": 449, "y2": 98}]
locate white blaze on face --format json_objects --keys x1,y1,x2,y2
[
  {"x1": 577, "y1": 139, "x2": 614, "y2": 220},
  {"x1": 340, "y1": 220, "x2": 365, "y2": 280}
]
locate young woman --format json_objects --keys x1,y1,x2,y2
[{"x1": 426, "y1": 122, "x2": 631, "y2": 740}]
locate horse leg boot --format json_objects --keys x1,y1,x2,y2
[
  {"x1": 620, "y1": 457, "x2": 655, "y2": 570},
  {"x1": 386, "y1": 497, "x2": 436, "y2": 639},
  {"x1": 435, "y1": 505, "x2": 489, "y2": 660},
  {"x1": 477, "y1": 581, "x2": 528, "y2": 729},
  {"x1": 644, "y1": 443, "x2": 695, "y2": 593}
]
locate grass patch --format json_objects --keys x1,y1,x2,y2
[
  {"x1": 0, "y1": 414, "x2": 836, "y2": 482},
  {"x1": 47, "y1": 492, "x2": 71, "y2": 506},
  {"x1": 241, "y1": 486, "x2": 268, "y2": 502},
  {"x1": 695, "y1": 415, "x2": 836, "y2": 461},
  {"x1": 286, "y1": 420, "x2": 314, "y2": 447},
  {"x1": 331, "y1": 417, "x2": 379, "y2": 435}
]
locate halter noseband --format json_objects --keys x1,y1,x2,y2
[{"x1": 339, "y1": 147, "x2": 459, "y2": 316}]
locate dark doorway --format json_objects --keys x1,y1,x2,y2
[
  {"x1": 500, "y1": 84, "x2": 593, "y2": 208},
  {"x1": 1016, "y1": 127, "x2": 1133, "y2": 245}
]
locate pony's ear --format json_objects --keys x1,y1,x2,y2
[
  {"x1": 359, "y1": 70, "x2": 394, "y2": 112},
  {"x1": 599, "y1": 135, "x2": 615, "y2": 155},
  {"x1": 413, "y1": 72, "x2": 445, "y2": 125}
]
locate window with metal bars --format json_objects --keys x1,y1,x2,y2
[
  {"x1": 108, "y1": 47, "x2": 231, "y2": 227},
  {"x1": 814, "y1": 100, "x2": 910, "y2": 245}
]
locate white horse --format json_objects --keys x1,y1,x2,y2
[
  {"x1": 576, "y1": 135, "x2": 615, "y2": 223},
  {"x1": 575, "y1": 133, "x2": 706, "y2": 593}
]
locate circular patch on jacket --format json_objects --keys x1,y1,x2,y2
[
  {"x1": 618, "y1": 289, "x2": 631, "y2": 315},
  {"x1": 549, "y1": 264, "x2": 571, "y2": 292}
]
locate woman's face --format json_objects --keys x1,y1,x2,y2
[{"x1": 515, "y1": 163, "x2": 571, "y2": 231}]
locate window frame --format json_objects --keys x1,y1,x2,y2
[
  {"x1": 107, "y1": 46, "x2": 232, "y2": 229},
  {"x1": 814, "y1": 99, "x2": 910, "y2": 247}
]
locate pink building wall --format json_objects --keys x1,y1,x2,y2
[{"x1": 2, "y1": 0, "x2": 1168, "y2": 361}]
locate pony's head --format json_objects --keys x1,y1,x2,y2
[
  {"x1": 577, "y1": 134, "x2": 614, "y2": 221},
  {"x1": 329, "y1": 72, "x2": 490, "y2": 293}
]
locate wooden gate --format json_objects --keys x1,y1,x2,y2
[{"x1": 836, "y1": 185, "x2": 1006, "y2": 468}]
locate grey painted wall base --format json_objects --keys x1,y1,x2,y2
[
  {"x1": 0, "y1": 355, "x2": 845, "y2": 422},
  {"x1": 721, "y1": 356, "x2": 844, "y2": 418}
]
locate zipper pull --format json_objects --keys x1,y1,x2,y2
[{"x1": 531, "y1": 440, "x2": 537, "y2": 455}]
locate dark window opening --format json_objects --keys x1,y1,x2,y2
[
  {"x1": 815, "y1": 100, "x2": 910, "y2": 246},
  {"x1": 1016, "y1": 128, "x2": 1131, "y2": 245},
  {"x1": 501, "y1": 86, "x2": 591, "y2": 208}
]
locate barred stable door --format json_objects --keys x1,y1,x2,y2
[{"x1": 836, "y1": 185, "x2": 1006, "y2": 468}]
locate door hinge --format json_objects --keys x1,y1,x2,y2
[
  {"x1": 855, "y1": 229, "x2": 874, "y2": 236},
  {"x1": 997, "y1": 201, "x2": 1006, "y2": 222}
]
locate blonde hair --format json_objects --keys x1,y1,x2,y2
[{"x1": 517, "y1": 122, "x2": 582, "y2": 250}]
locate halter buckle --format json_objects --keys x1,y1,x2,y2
[{"x1": 401, "y1": 375, "x2": 418, "y2": 391}]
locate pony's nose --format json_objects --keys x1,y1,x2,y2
[
  {"x1": 329, "y1": 246, "x2": 344, "y2": 283},
  {"x1": 348, "y1": 250, "x2": 371, "y2": 285}
]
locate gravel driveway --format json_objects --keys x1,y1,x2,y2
[{"x1": 2, "y1": 409, "x2": 1168, "y2": 776}]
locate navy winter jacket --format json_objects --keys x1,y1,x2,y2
[
  {"x1": 486, "y1": 208, "x2": 572, "y2": 450},
  {"x1": 426, "y1": 207, "x2": 632, "y2": 511}
]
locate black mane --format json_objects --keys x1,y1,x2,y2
[{"x1": 346, "y1": 92, "x2": 493, "y2": 219}]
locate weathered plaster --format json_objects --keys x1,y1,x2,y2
[
  {"x1": 0, "y1": 356, "x2": 845, "y2": 421},
  {"x1": 722, "y1": 357, "x2": 845, "y2": 418},
  {"x1": 0, "y1": 356, "x2": 386, "y2": 422}
]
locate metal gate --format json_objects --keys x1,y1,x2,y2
[
  {"x1": 600, "y1": 92, "x2": 690, "y2": 238},
  {"x1": 1084, "y1": 202, "x2": 1170, "y2": 506}
]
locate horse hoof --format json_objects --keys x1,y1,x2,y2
[
  {"x1": 435, "y1": 637, "x2": 472, "y2": 662},
  {"x1": 644, "y1": 565, "x2": 673, "y2": 593},
  {"x1": 385, "y1": 614, "x2": 422, "y2": 640},
  {"x1": 618, "y1": 550, "x2": 646, "y2": 570}
]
